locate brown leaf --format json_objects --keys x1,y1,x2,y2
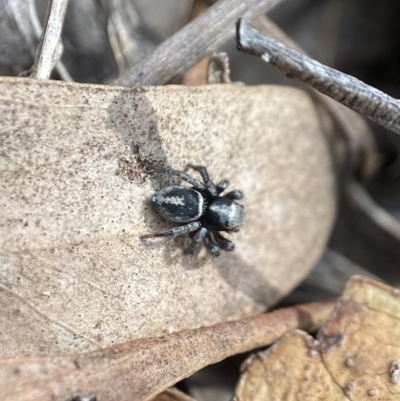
[
  {"x1": 0, "y1": 77, "x2": 335, "y2": 357},
  {"x1": 236, "y1": 330, "x2": 346, "y2": 400},
  {"x1": 319, "y1": 276, "x2": 400, "y2": 399},
  {"x1": 235, "y1": 276, "x2": 400, "y2": 401}
]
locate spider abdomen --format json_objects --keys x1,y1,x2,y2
[{"x1": 151, "y1": 185, "x2": 204, "y2": 223}]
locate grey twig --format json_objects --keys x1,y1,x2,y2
[
  {"x1": 112, "y1": 0, "x2": 284, "y2": 86},
  {"x1": 251, "y1": 15, "x2": 378, "y2": 180},
  {"x1": 346, "y1": 179, "x2": 400, "y2": 244},
  {"x1": 253, "y1": 15, "x2": 377, "y2": 180},
  {"x1": 236, "y1": 18, "x2": 400, "y2": 135},
  {"x1": 249, "y1": 16, "x2": 400, "y2": 254},
  {"x1": 31, "y1": 0, "x2": 69, "y2": 79},
  {"x1": 5, "y1": 0, "x2": 72, "y2": 81}
]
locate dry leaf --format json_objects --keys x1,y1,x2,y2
[
  {"x1": 235, "y1": 276, "x2": 400, "y2": 401},
  {"x1": 319, "y1": 277, "x2": 400, "y2": 399},
  {"x1": 0, "y1": 77, "x2": 335, "y2": 357},
  {"x1": 0, "y1": 299, "x2": 333, "y2": 401},
  {"x1": 236, "y1": 330, "x2": 346, "y2": 400}
]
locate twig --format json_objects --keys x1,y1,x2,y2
[
  {"x1": 31, "y1": 0, "x2": 69, "y2": 79},
  {"x1": 5, "y1": 0, "x2": 72, "y2": 81},
  {"x1": 27, "y1": 0, "x2": 72, "y2": 81},
  {"x1": 346, "y1": 179, "x2": 400, "y2": 242},
  {"x1": 236, "y1": 19, "x2": 400, "y2": 135},
  {"x1": 112, "y1": 0, "x2": 284, "y2": 86},
  {"x1": 0, "y1": 300, "x2": 333, "y2": 401},
  {"x1": 248, "y1": 16, "x2": 400, "y2": 251},
  {"x1": 251, "y1": 15, "x2": 378, "y2": 180}
]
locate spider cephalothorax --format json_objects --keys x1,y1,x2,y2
[{"x1": 141, "y1": 164, "x2": 244, "y2": 256}]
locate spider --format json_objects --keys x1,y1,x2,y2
[{"x1": 141, "y1": 164, "x2": 244, "y2": 256}]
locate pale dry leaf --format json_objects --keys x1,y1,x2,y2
[
  {"x1": 235, "y1": 276, "x2": 400, "y2": 401},
  {"x1": 0, "y1": 77, "x2": 335, "y2": 357}
]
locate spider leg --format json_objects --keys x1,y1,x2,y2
[
  {"x1": 185, "y1": 227, "x2": 208, "y2": 254},
  {"x1": 204, "y1": 233, "x2": 221, "y2": 256},
  {"x1": 141, "y1": 221, "x2": 201, "y2": 239},
  {"x1": 213, "y1": 232, "x2": 235, "y2": 251},
  {"x1": 187, "y1": 164, "x2": 217, "y2": 196},
  {"x1": 224, "y1": 189, "x2": 243, "y2": 200},
  {"x1": 216, "y1": 180, "x2": 229, "y2": 195},
  {"x1": 145, "y1": 164, "x2": 205, "y2": 191}
]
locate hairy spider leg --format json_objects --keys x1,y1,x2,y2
[
  {"x1": 186, "y1": 227, "x2": 208, "y2": 254},
  {"x1": 187, "y1": 164, "x2": 217, "y2": 196},
  {"x1": 224, "y1": 189, "x2": 243, "y2": 200},
  {"x1": 140, "y1": 221, "x2": 201, "y2": 239},
  {"x1": 213, "y1": 232, "x2": 235, "y2": 251},
  {"x1": 145, "y1": 165, "x2": 205, "y2": 191},
  {"x1": 204, "y1": 233, "x2": 221, "y2": 256},
  {"x1": 216, "y1": 180, "x2": 229, "y2": 195}
]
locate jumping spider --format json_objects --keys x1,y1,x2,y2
[{"x1": 141, "y1": 164, "x2": 244, "y2": 256}]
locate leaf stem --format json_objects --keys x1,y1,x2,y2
[{"x1": 31, "y1": 0, "x2": 69, "y2": 80}]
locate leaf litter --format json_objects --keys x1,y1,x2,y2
[{"x1": 235, "y1": 276, "x2": 400, "y2": 401}]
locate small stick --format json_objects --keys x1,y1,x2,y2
[
  {"x1": 31, "y1": 0, "x2": 69, "y2": 79},
  {"x1": 112, "y1": 0, "x2": 284, "y2": 86},
  {"x1": 346, "y1": 179, "x2": 400, "y2": 242},
  {"x1": 236, "y1": 18, "x2": 400, "y2": 135}
]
